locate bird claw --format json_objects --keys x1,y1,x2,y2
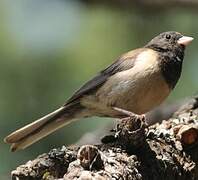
[{"x1": 112, "y1": 106, "x2": 147, "y2": 124}]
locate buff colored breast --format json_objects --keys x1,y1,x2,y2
[{"x1": 81, "y1": 49, "x2": 171, "y2": 117}]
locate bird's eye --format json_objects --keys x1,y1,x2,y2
[{"x1": 165, "y1": 34, "x2": 171, "y2": 40}]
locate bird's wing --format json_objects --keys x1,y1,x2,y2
[{"x1": 65, "y1": 48, "x2": 144, "y2": 105}]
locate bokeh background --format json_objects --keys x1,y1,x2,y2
[{"x1": 0, "y1": 0, "x2": 197, "y2": 178}]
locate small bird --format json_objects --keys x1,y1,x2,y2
[{"x1": 4, "y1": 31, "x2": 193, "y2": 152}]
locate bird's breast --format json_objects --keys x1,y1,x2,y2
[{"x1": 82, "y1": 49, "x2": 171, "y2": 117}]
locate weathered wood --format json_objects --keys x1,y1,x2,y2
[{"x1": 11, "y1": 96, "x2": 198, "y2": 180}]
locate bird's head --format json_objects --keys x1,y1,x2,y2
[
  {"x1": 145, "y1": 31, "x2": 193, "y2": 53},
  {"x1": 146, "y1": 31, "x2": 193, "y2": 89}
]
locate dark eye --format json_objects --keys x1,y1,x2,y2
[{"x1": 165, "y1": 34, "x2": 171, "y2": 40}]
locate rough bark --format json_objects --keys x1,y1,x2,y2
[{"x1": 11, "y1": 96, "x2": 198, "y2": 180}]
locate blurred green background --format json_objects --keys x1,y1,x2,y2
[{"x1": 0, "y1": 0, "x2": 197, "y2": 178}]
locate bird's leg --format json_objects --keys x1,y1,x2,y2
[
  {"x1": 112, "y1": 107, "x2": 146, "y2": 123},
  {"x1": 101, "y1": 107, "x2": 148, "y2": 145},
  {"x1": 111, "y1": 107, "x2": 148, "y2": 149},
  {"x1": 112, "y1": 106, "x2": 147, "y2": 138}
]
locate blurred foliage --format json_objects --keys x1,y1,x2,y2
[{"x1": 0, "y1": 0, "x2": 198, "y2": 178}]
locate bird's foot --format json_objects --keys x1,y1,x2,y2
[
  {"x1": 112, "y1": 107, "x2": 148, "y2": 150},
  {"x1": 112, "y1": 107, "x2": 147, "y2": 126},
  {"x1": 102, "y1": 107, "x2": 148, "y2": 149}
]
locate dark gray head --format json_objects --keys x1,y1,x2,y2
[
  {"x1": 146, "y1": 31, "x2": 193, "y2": 89},
  {"x1": 145, "y1": 31, "x2": 193, "y2": 53}
]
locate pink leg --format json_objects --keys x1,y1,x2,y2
[{"x1": 112, "y1": 107, "x2": 146, "y2": 125}]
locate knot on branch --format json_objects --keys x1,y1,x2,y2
[{"x1": 77, "y1": 145, "x2": 104, "y2": 170}]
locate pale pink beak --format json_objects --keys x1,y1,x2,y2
[{"x1": 177, "y1": 36, "x2": 194, "y2": 46}]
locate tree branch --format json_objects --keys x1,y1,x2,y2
[{"x1": 11, "y1": 96, "x2": 198, "y2": 180}]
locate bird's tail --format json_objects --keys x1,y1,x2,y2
[{"x1": 4, "y1": 103, "x2": 86, "y2": 152}]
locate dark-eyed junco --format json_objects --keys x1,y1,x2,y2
[{"x1": 4, "y1": 31, "x2": 193, "y2": 152}]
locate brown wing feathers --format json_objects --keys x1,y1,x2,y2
[{"x1": 65, "y1": 48, "x2": 143, "y2": 105}]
